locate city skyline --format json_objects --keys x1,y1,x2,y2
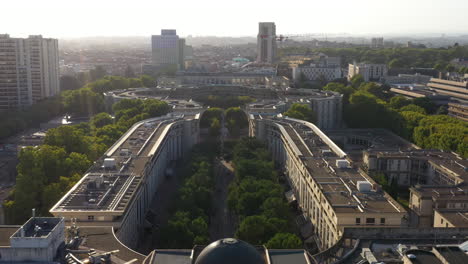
[{"x1": 3, "y1": 0, "x2": 468, "y2": 38}]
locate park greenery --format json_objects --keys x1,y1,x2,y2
[
  {"x1": 280, "y1": 45, "x2": 468, "y2": 70},
  {"x1": 3, "y1": 98, "x2": 170, "y2": 224},
  {"x1": 0, "y1": 74, "x2": 156, "y2": 141},
  {"x1": 200, "y1": 107, "x2": 248, "y2": 137},
  {"x1": 227, "y1": 138, "x2": 302, "y2": 248},
  {"x1": 157, "y1": 143, "x2": 218, "y2": 248},
  {"x1": 283, "y1": 103, "x2": 316, "y2": 123},
  {"x1": 323, "y1": 76, "x2": 468, "y2": 158},
  {"x1": 196, "y1": 95, "x2": 255, "y2": 108}
]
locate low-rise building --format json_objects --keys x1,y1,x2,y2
[
  {"x1": 0, "y1": 217, "x2": 64, "y2": 263},
  {"x1": 427, "y1": 78, "x2": 468, "y2": 101},
  {"x1": 292, "y1": 56, "x2": 342, "y2": 82},
  {"x1": 448, "y1": 102, "x2": 468, "y2": 122},
  {"x1": 434, "y1": 210, "x2": 468, "y2": 228},
  {"x1": 348, "y1": 62, "x2": 387, "y2": 82},
  {"x1": 383, "y1": 73, "x2": 432, "y2": 85}
]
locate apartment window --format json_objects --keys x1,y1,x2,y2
[
  {"x1": 366, "y1": 218, "x2": 375, "y2": 225},
  {"x1": 380, "y1": 218, "x2": 385, "y2": 225},
  {"x1": 88, "y1": 215, "x2": 94, "y2": 221},
  {"x1": 355, "y1": 218, "x2": 361, "y2": 225},
  {"x1": 441, "y1": 218, "x2": 444, "y2": 224}
]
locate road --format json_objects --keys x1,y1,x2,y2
[{"x1": 210, "y1": 159, "x2": 236, "y2": 240}]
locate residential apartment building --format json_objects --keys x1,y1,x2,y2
[
  {"x1": 0, "y1": 34, "x2": 59, "y2": 110},
  {"x1": 50, "y1": 114, "x2": 200, "y2": 249},
  {"x1": 363, "y1": 148, "x2": 468, "y2": 227},
  {"x1": 370, "y1": 37, "x2": 384, "y2": 48},
  {"x1": 383, "y1": 73, "x2": 432, "y2": 85},
  {"x1": 250, "y1": 116, "x2": 407, "y2": 250},
  {"x1": 292, "y1": 57, "x2": 342, "y2": 82},
  {"x1": 151, "y1": 30, "x2": 185, "y2": 69},
  {"x1": 257, "y1": 22, "x2": 277, "y2": 64},
  {"x1": 348, "y1": 63, "x2": 387, "y2": 82}
]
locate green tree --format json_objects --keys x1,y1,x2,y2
[
  {"x1": 89, "y1": 66, "x2": 107, "y2": 81},
  {"x1": 143, "y1": 99, "x2": 171, "y2": 117},
  {"x1": 323, "y1": 82, "x2": 356, "y2": 104},
  {"x1": 60, "y1": 75, "x2": 82, "y2": 91},
  {"x1": 200, "y1": 108, "x2": 223, "y2": 127},
  {"x1": 124, "y1": 65, "x2": 136, "y2": 78},
  {"x1": 44, "y1": 126, "x2": 89, "y2": 155},
  {"x1": 351, "y1": 74, "x2": 364, "y2": 88},
  {"x1": 412, "y1": 97, "x2": 437, "y2": 114},
  {"x1": 261, "y1": 197, "x2": 290, "y2": 218},
  {"x1": 91, "y1": 112, "x2": 113, "y2": 128},
  {"x1": 62, "y1": 88, "x2": 104, "y2": 116},
  {"x1": 266, "y1": 233, "x2": 302, "y2": 249},
  {"x1": 399, "y1": 104, "x2": 426, "y2": 114},
  {"x1": 389, "y1": 96, "x2": 411, "y2": 109},
  {"x1": 445, "y1": 64, "x2": 456, "y2": 73},
  {"x1": 141, "y1": 75, "x2": 156, "y2": 87},
  {"x1": 209, "y1": 118, "x2": 221, "y2": 137},
  {"x1": 225, "y1": 107, "x2": 248, "y2": 128},
  {"x1": 283, "y1": 103, "x2": 316, "y2": 123}
]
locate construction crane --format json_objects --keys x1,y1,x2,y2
[{"x1": 259, "y1": 33, "x2": 331, "y2": 42}]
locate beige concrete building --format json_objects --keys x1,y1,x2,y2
[
  {"x1": 427, "y1": 78, "x2": 468, "y2": 101},
  {"x1": 0, "y1": 34, "x2": 59, "y2": 110},
  {"x1": 448, "y1": 102, "x2": 468, "y2": 122},
  {"x1": 348, "y1": 63, "x2": 387, "y2": 82},
  {"x1": 250, "y1": 116, "x2": 407, "y2": 250},
  {"x1": 50, "y1": 114, "x2": 200, "y2": 248},
  {"x1": 434, "y1": 209, "x2": 468, "y2": 228}
]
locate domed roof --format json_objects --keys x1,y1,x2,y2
[{"x1": 195, "y1": 238, "x2": 265, "y2": 264}]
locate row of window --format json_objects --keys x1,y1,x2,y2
[{"x1": 356, "y1": 217, "x2": 385, "y2": 225}]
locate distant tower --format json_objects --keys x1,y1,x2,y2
[
  {"x1": 371, "y1": 37, "x2": 384, "y2": 48},
  {"x1": 151, "y1": 29, "x2": 185, "y2": 69},
  {"x1": 256, "y1": 22, "x2": 277, "y2": 64},
  {"x1": 0, "y1": 34, "x2": 59, "y2": 110}
]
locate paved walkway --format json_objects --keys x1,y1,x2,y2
[{"x1": 209, "y1": 159, "x2": 236, "y2": 240}]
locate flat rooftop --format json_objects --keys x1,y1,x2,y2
[
  {"x1": 436, "y1": 210, "x2": 468, "y2": 227},
  {"x1": 51, "y1": 115, "x2": 188, "y2": 213},
  {"x1": 79, "y1": 226, "x2": 146, "y2": 262},
  {"x1": 327, "y1": 128, "x2": 415, "y2": 151},
  {"x1": 368, "y1": 149, "x2": 468, "y2": 183},
  {"x1": 12, "y1": 217, "x2": 62, "y2": 239},
  {"x1": 271, "y1": 118, "x2": 404, "y2": 214}
]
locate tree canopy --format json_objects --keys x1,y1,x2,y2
[{"x1": 283, "y1": 103, "x2": 316, "y2": 123}]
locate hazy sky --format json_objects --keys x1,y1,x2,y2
[{"x1": 2, "y1": 0, "x2": 468, "y2": 38}]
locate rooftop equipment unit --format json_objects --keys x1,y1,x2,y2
[
  {"x1": 336, "y1": 159, "x2": 350, "y2": 169},
  {"x1": 103, "y1": 158, "x2": 116, "y2": 169},
  {"x1": 357, "y1": 181, "x2": 372, "y2": 192}
]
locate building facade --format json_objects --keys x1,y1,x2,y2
[
  {"x1": 151, "y1": 30, "x2": 185, "y2": 69},
  {"x1": 370, "y1": 37, "x2": 384, "y2": 48},
  {"x1": 348, "y1": 63, "x2": 387, "y2": 82},
  {"x1": 257, "y1": 22, "x2": 277, "y2": 64},
  {"x1": 250, "y1": 116, "x2": 407, "y2": 250},
  {"x1": 427, "y1": 78, "x2": 468, "y2": 101},
  {"x1": 448, "y1": 102, "x2": 468, "y2": 122},
  {"x1": 50, "y1": 114, "x2": 200, "y2": 249},
  {"x1": 0, "y1": 34, "x2": 59, "y2": 110}
]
